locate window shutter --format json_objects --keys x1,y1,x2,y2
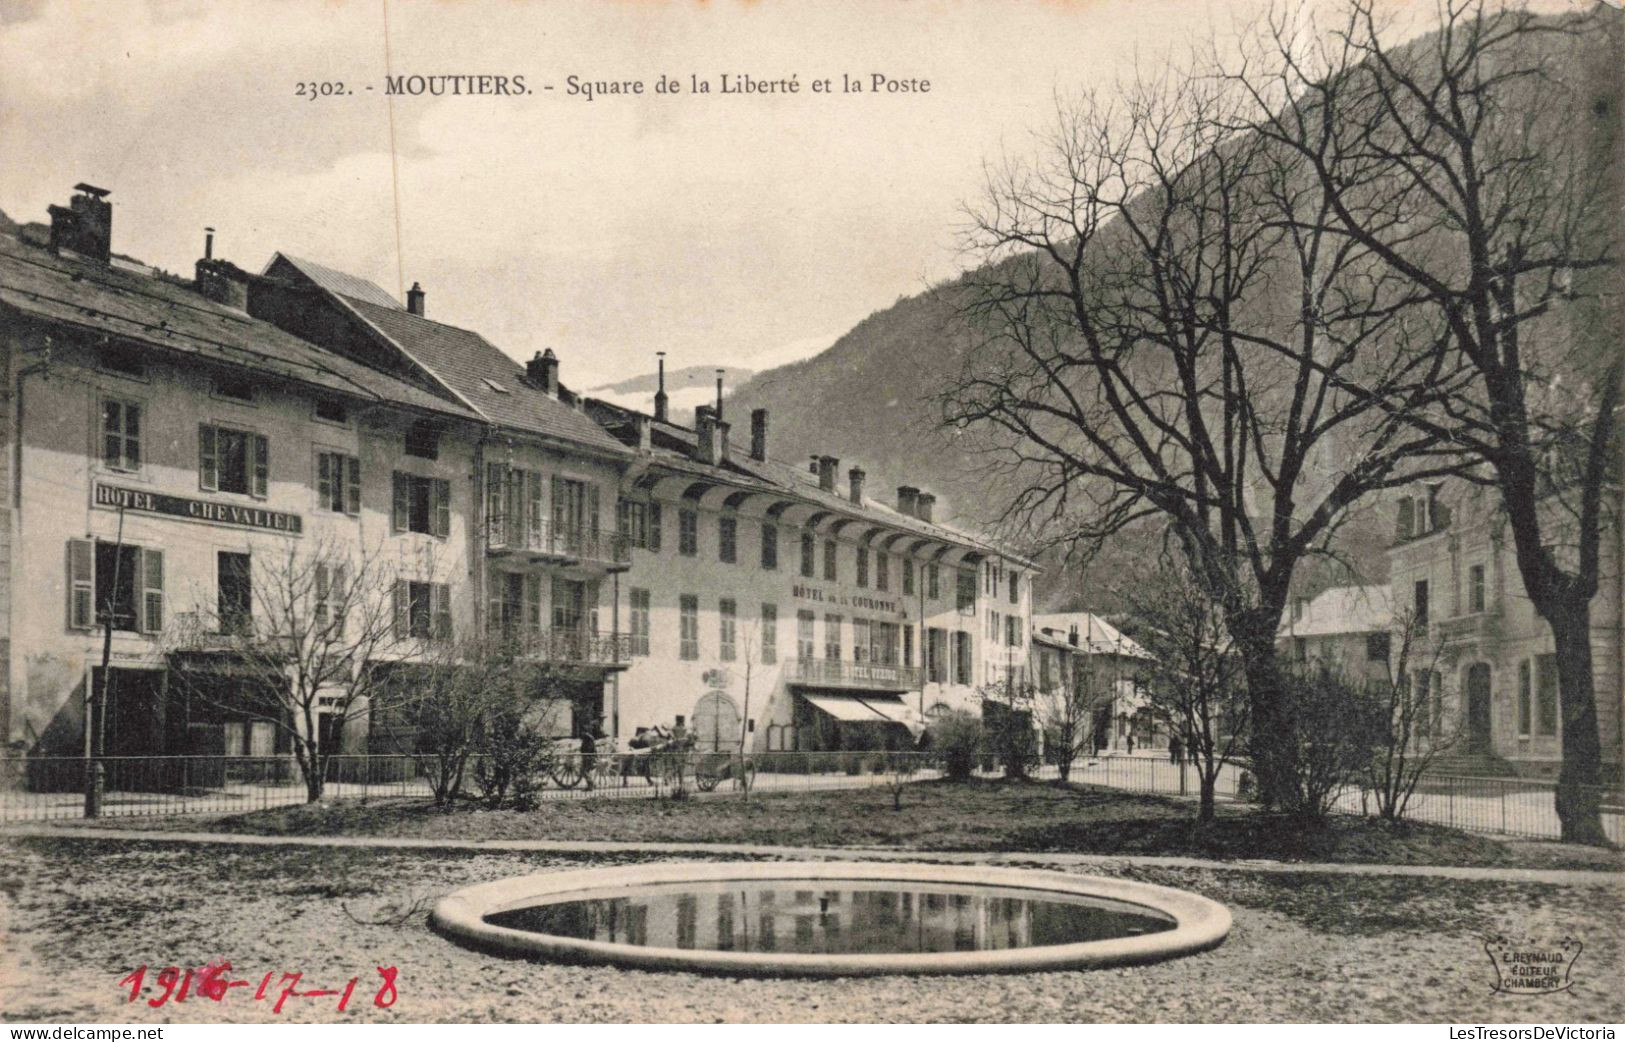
[
  {"x1": 551, "y1": 475, "x2": 565, "y2": 531},
  {"x1": 345, "y1": 457, "x2": 361, "y2": 515},
  {"x1": 648, "y1": 503, "x2": 662, "y2": 552},
  {"x1": 67, "y1": 539, "x2": 94, "y2": 630},
  {"x1": 140, "y1": 548, "x2": 164, "y2": 634},
  {"x1": 317, "y1": 453, "x2": 332, "y2": 509},
  {"x1": 588, "y1": 580, "x2": 600, "y2": 634},
  {"x1": 199, "y1": 425, "x2": 218, "y2": 491},
  {"x1": 432, "y1": 583, "x2": 452, "y2": 640},
  {"x1": 315, "y1": 563, "x2": 330, "y2": 625},
  {"x1": 433, "y1": 479, "x2": 451, "y2": 537},
  {"x1": 331, "y1": 563, "x2": 348, "y2": 636},
  {"x1": 588, "y1": 485, "x2": 600, "y2": 539},
  {"x1": 393, "y1": 580, "x2": 408, "y2": 638},
  {"x1": 486, "y1": 576, "x2": 505, "y2": 636},
  {"x1": 391, "y1": 472, "x2": 409, "y2": 533},
  {"x1": 526, "y1": 574, "x2": 543, "y2": 634},
  {"x1": 526, "y1": 470, "x2": 543, "y2": 547},
  {"x1": 251, "y1": 434, "x2": 269, "y2": 498},
  {"x1": 1396, "y1": 498, "x2": 1413, "y2": 540}
]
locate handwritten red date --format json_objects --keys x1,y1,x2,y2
[{"x1": 120, "y1": 962, "x2": 398, "y2": 1014}]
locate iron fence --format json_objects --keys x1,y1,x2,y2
[{"x1": 0, "y1": 750, "x2": 1618, "y2": 844}]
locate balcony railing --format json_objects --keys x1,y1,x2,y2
[
  {"x1": 1436, "y1": 610, "x2": 1502, "y2": 648},
  {"x1": 486, "y1": 516, "x2": 631, "y2": 570},
  {"x1": 787, "y1": 658, "x2": 923, "y2": 690},
  {"x1": 165, "y1": 611, "x2": 271, "y2": 654},
  {"x1": 502, "y1": 627, "x2": 632, "y2": 669}
]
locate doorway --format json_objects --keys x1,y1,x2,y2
[{"x1": 1465, "y1": 662, "x2": 1493, "y2": 754}]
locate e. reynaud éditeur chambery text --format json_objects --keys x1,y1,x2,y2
[{"x1": 291, "y1": 72, "x2": 930, "y2": 102}]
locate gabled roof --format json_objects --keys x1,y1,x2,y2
[
  {"x1": 1280, "y1": 585, "x2": 1392, "y2": 638},
  {"x1": 0, "y1": 233, "x2": 476, "y2": 420},
  {"x1": 267, "y1": 253, "x2": 631, "y2": 458},
  {"x1": 1031, "y1": 612, "x2": 1153, "y2": 659}
]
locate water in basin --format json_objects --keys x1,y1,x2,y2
[{"x1": 484, "y1": 878, "x2": 1176, "y2": 955}]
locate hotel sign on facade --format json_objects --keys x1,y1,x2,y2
[{"x1": 94, "y1": 483, "x2": 304, "y2": 535}]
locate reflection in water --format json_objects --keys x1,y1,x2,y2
[{"x1": 486, "y1": 880, "x2": 1175, "y2": 955}]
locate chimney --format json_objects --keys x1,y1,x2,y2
[
  {"x1": 896, "y1": 486, "x2": 920, "y2": 518},
  {"x1": 195, "y1": 258, "x2": 251, "y2": 309},
  {"x1": 204, "y1": 226, "x2": 215, "y2": 260},
  {"x1": 653, "y1": 352, "x2": 669, "y2": 423},
  {"x1": 633, "y1": 413, "x2": 652, "y2": 453},
  {"x1": 715, "y1": 369, "x2": 725, "y2": 421},
  {"x1": 1069, "y1": 624, "x2": 1080, "y2": 647},
  {"x1": 527, "y1": 349, "x2": 559, "y2": 396},
  {"x1": 809, "y1": 455, "x2": 820, "y2": 475},
  {"x1": 916, "y1": 492, "x2": 935, "y2": 523},
  {"x1": 848, "y1": 466, "x2": 866, "y2": 505},
  {"x1": 47, "y1": 183, "x2": 112, "y2": 263},
  {"x1": 817, "y1": 456, "x2": 839, "y2": 493},
  {"x1": 750, "y1": 408, "x2": 768, "y2": 462},
  {"x1": 697, "y1": 407, "x2": 720, "y2": 465},
  {"x1": 406, "y1": 281, "x2": 425, "y2": 316}
]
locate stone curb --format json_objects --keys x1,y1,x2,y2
[{"x1": 3, "y1": 823, "x2": 1621, "y2": 886}]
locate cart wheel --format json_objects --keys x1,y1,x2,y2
[{"x1": 549, "y1": 762, "x2": 585, "y2": 790}]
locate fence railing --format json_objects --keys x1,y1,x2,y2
[
  {"x1": 1, "y1": 750, "x2": 1618, "y2": 844},
  {"x1": 785, "y1": 658, "x2": 924, "y2": 690}
]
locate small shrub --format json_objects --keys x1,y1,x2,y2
[{"x1": 931, "y1": 711, "x2": 984, "y2": 782}]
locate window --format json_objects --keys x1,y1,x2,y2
[
  {"x1": 855, "y1": 547, "x2": 868, "y2": 587},
  {"x1": 317, "y1": 452, "x2": 361, "y2": 515},
  {"x1": 314, "y1": 561, "x2": 348, "y2": 636},
  {"x1": 1009, "y1": 573, "x2": 1019, "y2": 605},
  {"x1": 1006, "y1": 614, "x2": 1021, "y2": 648},
  {"x1": 902, "y1": 559, "x2": 915, "y2": 597},
  {"x1": 1467, "y1": 564, "x2": 1486, "y2": 613},
  {"x1": 218, "y1": 551, "x2": 253, "y2": 636},
  {"x1": 852, "y1": 618, "x2": 871, "y2": 662},
  {"x1": 395, "y1": 580, "x2": 451, "y2": 640},
  {"x1": 1535, "y1": 653, "x2": 1559, "y2": 736},
  {"x1": 928, "y1": 564, "x2": 940, "y2": 600},
  {"x1": 956, "y1": 570, "x2": 976, "y2": 612},
  {"x1": 1413, "y1": 580, "x2": 1429, "y2": 629},
  {"x1": 823, "y1": 613, "x2": 843, "y2": 661},
  {"x1": 876, "y1": 553, "x2": 889, "y2": 592},
  {"x1": 313, "y1": 398, "x2": 349, "y2": 425},
  {"x1": 987, "y1": 610, "x2": 999, "y2": 641},
  {"x1": 552, "y1": 477, "x2": 600, "y2": 544},
  {"x1": 1366, "y1": 632, "x2": 1391, "y2": 663},
  {"x1": 719, "y1": 516, "x2": 738, "y2": 564},
  {"x1": 99, "y1": 399, "x2": 142, "y2": 472},
  {"x1": 392, "y1": 472, "x2": 451, "y2": 536},
  {"x1": 679, "y1": 594, "x2": 699, "y2": 660},
  {"x1": 199, "y1": 424, "x2": 268, "y2": 497},
  {"x1": 800, "y1": 532, "x2": 815, "y2": 577},
  {"x1": 617, "y1": 500, "x2": 661, "y2": 551},
  {"x1": 760, "y1": 523, "x2": 778, "y2": 571},
  {"x1": 97, "y1": 344, "x2": 145, "y2": 379},
  {"x1": 629, "y1": 588, "x2": 651, "y2": 656},
  {"x1": 551, "y1": 577, "x2": 590, "y2": 633},
  {"x1": 1518, "y1": 659, "x2": 1533, "y2": 737},
  {"x1": 70, "y1": 540, "x2": 162, "y2": 634},
  {"x1": 719, "y1": 598, "x2": 738, "y2": 661},
  {"x1": 1040, "y1": 651, "x2": 1053, "y2": 690},
  {"x1": 678, "y1": 509, "x2": 698, "y2": 557},
  {"x1": 823, "y1": 540, "x2": 837, "y2": 582},
  {"x1": 797, "y1": 609, "x2": 816, "y2": 661},
  {"x1": 873, "y1": 621, "x2": 899, "y2": 665},
  {"x1": 902, "y1": 625, "x2": 914, "y2": 667},
  {"x1": 927, "y1": 628, "x2": 946, "y2": 683},
  {"x1": 953, "y1": 631, "x2": 973, "y2": 685},
  {"x1": 213, "y1": 376, "x2": 255, "y2": 403},
  {"x1": 761, "y1": 603, "x2": 777, "y2": 663},
  {"x1": 404, "y1": 421, "x2": 440, "y2": 460}
]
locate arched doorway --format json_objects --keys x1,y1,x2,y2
[
  {"x1": 1464, "y1": 663, "x2": 1492, "y2": 754},
  {"x1": 692, "y1": 691, "x2": 742, "y2": 753}
]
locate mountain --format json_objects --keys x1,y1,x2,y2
[{"x1": 583, "y1": 363, "x2": 754, "y2": 413}]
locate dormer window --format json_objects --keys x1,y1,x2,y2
[
  {"x1": 1396, "y1": 484, "x2": 1450, "y2": 541},
  {"x1": 482, "y1": 378, "x2": 510, "y2": 394}
]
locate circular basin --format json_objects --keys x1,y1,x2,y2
[{"x1": 431, "y1": 861, "x2": 1231, "y2": 976}]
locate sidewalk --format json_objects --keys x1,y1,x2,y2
[{"x1": 4, "y1": 821, "x2": 1620, "y2": 886}]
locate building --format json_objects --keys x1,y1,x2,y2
[
  {"x1": 0, "y1": 186, "x2": 483, "y2": 759},
  {"x1": 1, "y1": 184, "x2": 1037, "y2": 760},
  {"x1": 1277, "y1": 585, "x2": 1393, "y2": 688},
  {"x1": 1029, "y1": 613, "x2": 1151, "y2": 754},
  {"x1": 1387, "y1": 479, "x2": 1623, "y2": 778}
]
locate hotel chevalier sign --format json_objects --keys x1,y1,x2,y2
[{"x1": 95, "y1": 483, "x2": 303, "y2": 535}]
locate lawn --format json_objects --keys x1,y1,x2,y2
[
  {"x1": 0, "y1": 835, "x2": 1619, "y2": 1023},
  {"x1": 69, "y1": 778, "x2": 1624, "y2": 871}
]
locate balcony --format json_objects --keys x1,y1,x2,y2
[
  {"x1": 787, "y1": 658, "x2": 923, "y2": 691},
  {"x1": 486, "y1": 516, "x2": 631, "y2": 571},
  {"x1": 1435, "y1": 610, "x2": 1502, "y2": 649},
  {"x1": 505, "y1": 627, "x2": 633, "y2": 671}
]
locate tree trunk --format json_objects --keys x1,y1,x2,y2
[
  {"x1": 1550, "y1": 600, "x2": 1608, "y2": 845},
  {"x1": 1233, "y1": 624, "x2": 1297, "y2": 813},
  {"x1": 1198, "y1": 773, "x2": 1216, "y2": 823}
]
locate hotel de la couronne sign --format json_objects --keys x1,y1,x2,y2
[{"x1": 94, "y1": 483, "x2": 303, "y2": 535}]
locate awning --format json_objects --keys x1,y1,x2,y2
[{"x1": 800, "y1": 693, "x2": 918, "y2": 732}]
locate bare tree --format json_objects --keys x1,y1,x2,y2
[
  {"x1": 1031, "y1": 647, "x2": 1116, "y2": 783},
  {"x1": 166, "y1": 537, "x2": 422, "y2": 802},
  {"x1": 1229, "y1": 0, "x2": 1620, "y2": 841},
  {"x1": 1116, "y1": 559, "x2": 1250, "y2": 821},
  {"x1": 943, "y1": 56, "x2": 1464, "y2": 814},
  {"x1": 1363, "y1": 609, "x2": 1459, "y2": 821}
]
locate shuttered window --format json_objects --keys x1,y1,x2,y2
[
  {"x1": 317, "y1": 452, "x2": 361, "y2": 515},
  {"x1": 67, "y1": 539, "x2": 94, "y2": 630},
  {"x1": 199, "y1": 424, "x2": 268, "y2": 497},
  {"x1": 140, "y1": 548, "x2": 164, "y2": 634},
  {"x1": 392, "y1": 472, "x2": 450, "y2": 536}
]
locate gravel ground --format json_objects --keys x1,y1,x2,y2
[{"x1": 1, "y1": 836, "x2": 1620, "y2": 1024}]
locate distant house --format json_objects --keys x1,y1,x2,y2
[
  {"x1": 1277, "y1": 585, "x2": 1394, "y2": 688},
  {"x1": 1030, "y1": 613, "x2": 1153, "y2": 754}
]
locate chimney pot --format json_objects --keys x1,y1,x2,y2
[
  {"x1": 406, "y1": 281, "x2": 425, "y2": 316},
  {"x1": 204, "y1": 227, "x2": 215, "y2": 261},
  {"x1": 653, "y1": 352, "x2": 669, "y2": 422},
  {"x1": 915, "y1": 492, "x2": 936, "y2": 523},
  {"x1": 848, "y1": 466, "x2": 866, "y2": 505},
  {"x1": 47, "y1": 183, "x2": 113, "y2": 263},
  {"x1": 715, "y1": 369, "x2": 725, "y2": 422},
  {"x1": 696, "y1": 408, "x2": 722, "y2": 466},
  {"x1": 750, "y1": 408, "x2": 768, "y2": 462},
  {"x1": 817, "y1": 456, "x2": 839, "y2": 493},
  {"x1": 527, "y1": 349, "x2": 559, "y2": 396},
  {"x1": 897, "y1": 485, "x2": 920, "y2": 518}
]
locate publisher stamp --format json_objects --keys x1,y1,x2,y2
[{"x1": 1484, "y1": 936, "x2": 1584, "y2": 995}]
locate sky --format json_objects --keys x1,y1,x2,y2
[{"x1": 1, "y1": 0, "x2": 1472, "y2": 390}]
